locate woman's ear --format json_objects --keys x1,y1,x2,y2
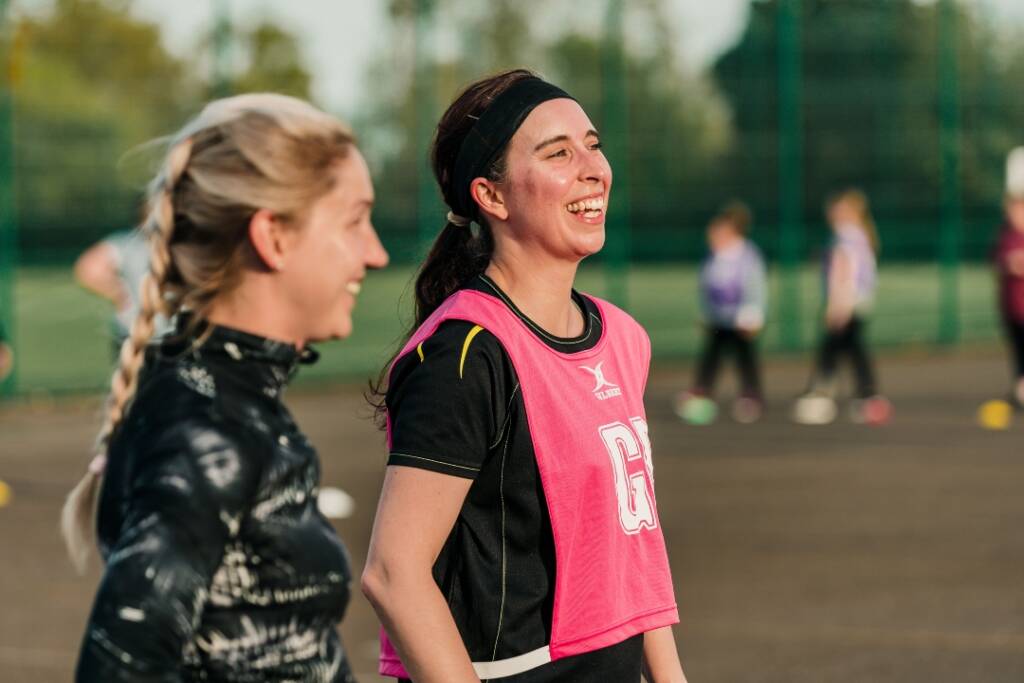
[
  {"x1": 471, "y1": 178, "x2": 509, "y2": 222},
  {"x1": 247, "y1": 209, "x2": 287, "y2": 271}
]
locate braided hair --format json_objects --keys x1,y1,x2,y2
[{"x1": 62, "y1": 94, "x2": 356, "y2": 571}]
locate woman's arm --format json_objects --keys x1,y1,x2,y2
[
  {"x1": 642, "y1": 626, "x2": 688, "y2": 683},
  {"x1": 362, "y1": 465, "x2": 480, "y2": 683},
  {"x1": 74, "y1": 240, "x2": 129, "y2": 309}
]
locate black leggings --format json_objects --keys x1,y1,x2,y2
[
  {"x1": 1004, "y1": 319, "x2": 1024, "y2": 379},
  {"x1": 812, "y1": 316, "x2": 877, "y2": 398},
  {"x1": 694, "y1": 326, "x2": 762, "y2": 398}
]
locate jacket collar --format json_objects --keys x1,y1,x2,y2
[{"x1": 161, "y1": 314, "x2": 319, "y2": 395}]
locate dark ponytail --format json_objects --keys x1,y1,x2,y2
[
  {"x1": 413, "y1": 221, "x2": 493, "y2": 327},
  {"x1": 368, "y1": 68, "x2": 537, "y2": 425},
  {"x1": 414, "y1": 68, "x2": 538, "y2": 324}
]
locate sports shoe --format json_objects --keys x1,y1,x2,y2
[
  {"x1": 731, "y1": 396, "x2": 763, "y2": 424},
  {"x1": 792, "y1": 392, "x2": 837, "y2": 425},
  {"x1": 858, "y1": 395, "x2": 892, "y2": 425},
  {"x1": 673, "y1": 390, "x2": 718, "y2": 426}
]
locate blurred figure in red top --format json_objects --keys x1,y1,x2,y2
[{"x1": 995, "y1": 148, "x2": 1024, "y2": 408}]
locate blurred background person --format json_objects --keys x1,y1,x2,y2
[
  {"x1": 0, "y1": 315, "x2": 12, "y2": 382},
  {"x1": 74, "y1": 227, "x2": 172, "y2": 354},
  {"x1": 794, "y1": 188, "x2": 890, "y2": 425},
  {"x1": 64, "y1": 93, "x2": 388, "y2": 682},
  {"x1": 675, "y1": 201, "x2": 766, "y2": 425},
  {"x1": 994, "y1": 147, "x2": 1024, "y2": 409}
]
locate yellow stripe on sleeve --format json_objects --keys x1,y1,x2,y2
[
  {"x1": 416, "y1": 342, "x2": 425, "y2": 363},
  {"x1": 459, "y1": 325, "x2": 485, "y2": 379}
]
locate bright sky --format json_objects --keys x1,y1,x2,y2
[
  {"x1": 135, "y1": 0, "x2": 751, "y2": 117},
  {"x1": 16, "y1": 0, "x2": 1024, "y2": 118}
]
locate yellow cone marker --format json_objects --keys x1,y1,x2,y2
[
  {"x1": 977, "y1": 399, "x2": 1012, "y2": 431},
  {"x1": 0, "y1": 479, "x2": 11, "y2": 508}
]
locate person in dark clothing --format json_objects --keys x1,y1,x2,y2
[
  {"x1": 362, "y1": 70, "x2": 686, "y2": 683},
  {"x1": 0, "y1": 317, "x2": 11, "y2": 382},
  {"x1": 62, "y1": 93, "x2": 388, "y2": 682},
  {"x1": 994, "y1": 171, "x2": 1024, "y2": 408}
]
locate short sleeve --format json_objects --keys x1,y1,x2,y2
[{"x1": 386, "y1": 320, "x2": 515, "y2": 479}]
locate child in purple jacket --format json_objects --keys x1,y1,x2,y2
[{"x1": 677, "y1": 202, "x2": 767, "y2": 424}]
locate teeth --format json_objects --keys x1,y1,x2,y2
[
  {"x1": 566, "y1": 197, "x2": 604, "y2": 213},
  {"x1": 346, "y1": 282, "x2": 362, "y2": 295}
]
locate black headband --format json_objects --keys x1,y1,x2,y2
[{"x1": 450, "y1": 77, "x2": 576, "y2": 218}]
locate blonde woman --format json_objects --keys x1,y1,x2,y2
[{"x1": 64, "y1": 94, "x2": 388, "y2": 681}]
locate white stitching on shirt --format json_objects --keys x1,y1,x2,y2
[
  {"x1": 490, "y1": 413, "x2": 514, "y2": 662},
  {"x1": 388, "y1": 453, "x2": 481, "y2": 472},
  {"x1": 488, "y1": 383, "x2": 521, "y2": 450}
]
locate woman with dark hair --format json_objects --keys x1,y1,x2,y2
[{"x1": 362, "y1": 70, "x2": 687, "y2": 682}]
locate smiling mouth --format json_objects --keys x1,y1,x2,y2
[
  {"x1": 346, "y1": 282, "x2": 362, "y2": 296},
  {"x1": 565, "y1": 196, "x2": 605, "y2": 219}
]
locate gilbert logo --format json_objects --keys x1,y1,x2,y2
[{"x1": 579, "y1": 361, "x2": 622, "y2": 400}]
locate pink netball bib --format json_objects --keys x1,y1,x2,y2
[{"x1": 380, "y1": 289, "x2": 678, "y2": 679}]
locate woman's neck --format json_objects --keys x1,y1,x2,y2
[
  {"x1": 205, "y1": 278, "x2": 305, "y2": 349},
  {"x1": 484, "y1": 251, "x2": 584, "y2": 338}
]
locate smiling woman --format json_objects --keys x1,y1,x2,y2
[
  {"x1": 63, "y1": 93, "x2": 388, "y2": 682},
  {"x1": 363, "y1": 70, "x2": 688, "y2": 683}
]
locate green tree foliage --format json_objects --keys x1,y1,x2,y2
[
  {"x1": 10, "y1": 0, "x2": 315, "y2": 260},
  {"x1": 13, "y1": 0, "x2": 200, "y2": 257},
  {"x1": 713, "y1": 0, "x2": 1024, "y2": 258},
  {"x1": 356, "y1": 0, "x2": 731, "y2": 262},
  {"x1": 222, "y1": 22, "x2": 313, "y2": 99}
]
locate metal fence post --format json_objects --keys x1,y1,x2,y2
[
  {"x1": 938, "y1": 0, "x2": 962, "y2": 344},
  {"x1": 778, "y1": 0, "x2": 803, "y2": 351},
  {"x1": 415, "y1": 0, "x2": 439, "y2": 258},
  {"x1": 0, "y1": 0, "x2": 17, "y2": 397},
  {"x1": 602, "y1": 0, "x2": 630, "y2": 308}
]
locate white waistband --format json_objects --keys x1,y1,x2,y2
[{"x1": 472, "y1": 645, "x2": 551, "y2": 679}]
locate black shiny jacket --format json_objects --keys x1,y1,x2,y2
[{"x1": 75, "y1": 321, "x2": 355, "y2": 682}]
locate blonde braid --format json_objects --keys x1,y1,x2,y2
[
  {"x1": 60, "y1": 94, "x2": 356, "y2": 572},
  {"x1": 61, "y1": 138, "x2": 193, "y2": 573}
]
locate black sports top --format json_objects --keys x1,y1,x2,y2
[
  {"x1": 386, "y1": 275, "x2": 643, "y2": 682},
  {"x1": 76, "y1": 320, "x2": 355, "y2": 682}
]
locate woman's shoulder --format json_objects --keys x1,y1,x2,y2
[
  {"x1": 130, "y1": 353, "x2": 220, "y2": 419},
  {"x1": 386, "y1": 318, "x2": 520, "y2": 474},
  {"x1": 122, "y1": 354, "x2": 270, "y2": 459},
  {"x1": 391, "y1": 318, "x2": 510, "y2": 384}
]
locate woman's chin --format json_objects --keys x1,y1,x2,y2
[
  {"x1": 574, "y1": 227, "x2": 606, "y2": 258},
  {"x1": 307, "y1": 319, "x2": 353, "y2": 345}
]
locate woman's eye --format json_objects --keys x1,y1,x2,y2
[
  {"x1": 547, "y1": 149, "x2": 568, "y2": 159},
  {"x1": 590, "y1": 141, "x2": 603, "y2": 150}
]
